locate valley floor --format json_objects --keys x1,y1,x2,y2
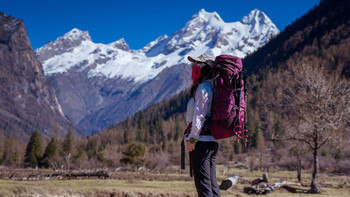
[{"x1": 0, "y1": 166, "x2": 349, "y2": 197}]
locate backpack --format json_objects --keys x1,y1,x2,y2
[
  {"x1": 181, "y1": 54, "x2": 248, "y2": 174},
  {"x1": 210, "y1": 55, "x2": 248, "y2": 144}
]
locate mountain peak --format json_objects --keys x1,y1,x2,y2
[
  {"x1": 35, "y1": 28, "x2": 92, "y2": 63},
  {"x1": 178, "y1": 9, "x2": 225, "y2": 39},
  {"x1": 110, "y1": 38, "x2": 129, "y2": 51},
  {"x1": 241, "y1": 9, "x2": 272, "y2": 25},
  {"x1": 62, "y1": 28, "x2": 91, "y2": 42},
  {"x1": 192, "y1": 9, "x2": 224, "y2": 23}
]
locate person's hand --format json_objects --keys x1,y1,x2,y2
[{"x1": 186, "y1": 141, "x2": 196, "y2": 152}]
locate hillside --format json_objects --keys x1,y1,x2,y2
[
  {"x1": 243, "y1": 0, "x2": 350, "y2": 77},
  {"x1": 0, "y1": 13, "x2": 82, "y2": 139},
  {"x1": 93, "y1": 0, "x2": 350, "y2": 172}
]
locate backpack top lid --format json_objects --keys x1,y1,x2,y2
[{"x1": 214, "y1": 55, "x2": 243, "y2": 73}]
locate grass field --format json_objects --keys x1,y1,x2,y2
[{"x1": 0, "y1": 166, "x2": 349, "y2": 197}]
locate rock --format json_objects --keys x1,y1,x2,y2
[{"x1": 0, "y1": 13, "x2": 82, "y2": 138}]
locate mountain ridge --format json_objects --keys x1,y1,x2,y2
[
  {"x1": 37, "y1": 9, "x2": 279, "y2": 82},
  {"x1": 36, "y1": 9, "x2": 279, "y2": 134}
]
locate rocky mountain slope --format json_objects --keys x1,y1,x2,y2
[
  {"x1": 0, "y1": 13, "x2": 82, "y2": 139},
  {"x1": 36, "y1": 9, "x2": 279, "y2": 134}
]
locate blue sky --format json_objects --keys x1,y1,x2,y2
[{"x1": 1, "y1": 0, "x2": 320, "y2": 50}]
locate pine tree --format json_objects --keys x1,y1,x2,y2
[
  {"x1": 168, "y1": 142, "x2": 174, "y2": 154},
  {"x1": 1, "y1": 136, "x2": 15, "y2": 166},
  {"x1": 41, "y1": 137, "x2": 58, "y2": 168},
  {"x1": 234, "y1": 141, "x2": 242, "y2": 154},
  {"x1": 62, "y1": 129, "x2": 75, "y2": 170},
  {"x1": 24, "y1": 131, "x2": 43, "y2": 167},
  {"x1": 167, "y1": 126, "x2": 174, "y2": 141},
  {"x1": 255, "y1": 129, "x2": 265, "y2": 170},
  {"x1": 0, "y1": 133, "x2": 24, "y2": 167},
  {"x1": 334, "y1": 148, "x2": 343, "y2": 162},
  {"x1": 229, "y1": 151, "x2": 234, "y2": 161},
  {"x1": 74, "y1": 149, "x2": 89, "y2": 168},
  {"x1": 272, "y1": 117, "x2": 284, "y2": 145},
  {"x1": 137, "y1": 130, "x2": 143, "y2": 142},
  {"x1": 246, "y1": 118, "x2": 258, "y2": 148},
  {"x1": 174, "y1": 124, "x2": 180, "y2": 141},
  {"x1": 138, "y1": 112, "x2": 146, "y2": 130},
  {"x1": 27, "y1": 150, "x2": 37, "y2": 167},
  {"x1": 149, "y1": 123, "x2": 155, "y2": 144},
  {"x1": 144, "y1": 127, "x2": 150, "y2": 143},
  {"x1": 123, "y1": 129, "x2": 129, "y2": 143},
  {"x1": 86, "y1": 137, "x2": 96, "y2": 159},
  {"x1": 63, "y1": 128, "x2": 74, "y2": 155},
  {"x1": 120, "y1": 143, "x2": 147, "y2": 169},
  {"x1": 256, "y1": 129, "x2": 265, "y2": 151},
  {"x1": 0, "y1": 130, "x2": 4, "y2": 165},
  {"x1": 162, "y1": 140, "x2": 167, "y2": 151}
]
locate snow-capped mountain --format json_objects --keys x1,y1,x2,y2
[{"x1": 36, "y1": 9, "x2": 279, "y2": 134}]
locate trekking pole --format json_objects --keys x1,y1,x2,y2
[
  {"x1": 244, "y1": 119, "x2": 248, "y2": 146},
  {"x1": 235, "y1": 72, "x2": 243, "y2": 142},
  {"x1": 181, "y1": 126, "x2": 190, "y2": 170},
  {"x1": 181, "y1": 137, "x2": 185, "y2": 170},
  {"x1": 243, "y1": 75, "x2": 248, "y2": 147}
]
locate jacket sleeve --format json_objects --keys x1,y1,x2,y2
[
  {"x1": 188, "y1": 83, "x2": 212, "y2": 140},
  {"x1": 186, "y1": 98, "x2": 194, "y2": 125}
]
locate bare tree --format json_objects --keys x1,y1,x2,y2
[{"x1": 280, "y1": 56, "x2": 350, "y2": 193}]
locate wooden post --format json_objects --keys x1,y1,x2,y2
[
  {"x1": 219, "y1": 175, "x2": 239, "y2": 190},
  {"x1": 262, "y1": 173, "x2": 268, "y2": 183}
]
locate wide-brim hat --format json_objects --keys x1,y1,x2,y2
[{"x1": 187, "y1": 54, "x2": 214, "y2": 68}]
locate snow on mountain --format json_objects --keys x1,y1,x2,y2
[
  {"x1": 38, "y1": 9, "x2": 278, "y2": 83},
  {"x1": 36, "y1": 9, "x2": 280, "y2": 134}
]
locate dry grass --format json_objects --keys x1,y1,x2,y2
[
  {"x1": 0, "y1": 179, "x2": 197, "y2": 197},
  {"x1": 0, "y1": 166, "x2": 349, "y2": 197},
  {"x1": 215, "y1": 164, "x2": 350, "y2": 197}
]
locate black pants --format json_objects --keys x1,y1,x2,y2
[{"x1": 190, "y1": 141, "x2": 220, "y2": 197}]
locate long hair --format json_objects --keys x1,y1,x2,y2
[{"x1": 189, "y1": 64, "x2": 213, "y2": 98}]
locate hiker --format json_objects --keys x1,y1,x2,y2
[{"x1": 186, "y1": 54, "x2": 221, "y2": 197}]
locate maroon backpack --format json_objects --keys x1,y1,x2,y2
[{"x1": 210, "y1": 55, "x2": 248, "y2": 144}]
